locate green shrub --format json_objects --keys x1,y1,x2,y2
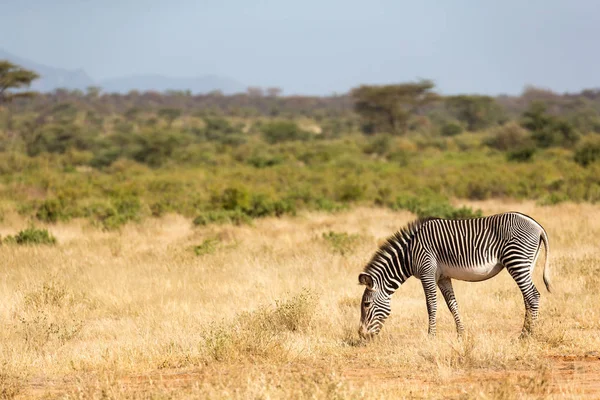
[
  {"x1": 335, "y1": 180, "x2": 367, "y2": 202},
  {"x1": 486, "y1": 122, "x2": 532, "y2": 151},
  {"x1": 89, "y1": 147, "x2": 122, "y2": 168},
  {"x1": 531, "y1": 120, "x2": 580, "y2": 148},
  {"x1": 84, "y1": 196, "x2": 143, "y2": 230},
  {"x1": 113, "y1": 196, "x2": 142, "y2": 221},
  {"x1": 209, "y1": 187, "x2": 296, "y2": 220},
  {"x1": 261, "y1": 121, "x2": 311, "y2": 144},
  {"x1": 441, "y1": 122, "x2": 463, "y2": 137},
  {"x1": 35, "y1": 198, "x2": 67, "y2": 223},
  {"x1": 362, "y1": 135, "x2": 391, "y2": 156},
  {"x1": 506, "y1": 147, "x2": 536, "y2": 163},
  {"x1": 193, "y1": 210, "x2": 252, "y2": 226},
  {"x1": 521, "y1": 102, "x2": 580, "y2": 148},
  {"x1": 4, "y1": 227, "x2": 57, "y2": 245},
  {"x1": 313, "y1": 198, "x2": 347, "y2": 213},
  {"x1": 203, "y1": 117, "x2": 241, "y2": 140},
  {"x1": 246, "y1": 194, "x2": 296, "y2": 218},
  {"x1": 465, "y1": 182, "x2": 492, "y2": 200},
  {"x1": 34, "y1": 195, "x2": 80, "y2": 223},
  {"x1": 537, "y1": 193, "x2": 569, "y2": 206},
  {"x1": 574, "y1": 136, "x2": 600, "y2": 167},
  {"x1": 392, "y1": 194, "x2": 482, "y2": 219},
  {"x1": 213, "y1": 187, "x2": 251, "y2": 211},
  {"x1": 131, "y1": 130, "x2": 189, "y2": 167},
  {"x1": 322, "y1": 231, "x2": 361, "y2": 255},
  {"x1": 247, "y1": 152, "x2": 285, "y2": 168},
  {"x1": 193, "y1": 237, "x2": 220, "y2": 256}
]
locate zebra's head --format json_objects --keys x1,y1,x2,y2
[{"x1": 357, "y1": 272, "x2": 391, "y2": 339}]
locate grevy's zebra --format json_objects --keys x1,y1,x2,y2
[{"x1": 358, "y1": 212, "x2": 550, "y2": 339}]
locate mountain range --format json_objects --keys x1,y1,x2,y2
[{"x1": 0, "y1": 49, "x2": 246, "y2": 95}]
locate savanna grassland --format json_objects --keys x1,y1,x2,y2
[
  {"x1": 2, "y1": 66, "x2": 600, "y2": 398},
  {"x1": 1, "y1": 201, "x2": 599, "y2": 399}
]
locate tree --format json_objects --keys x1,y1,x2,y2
[
  {"x1": 445, "y1": 95, "x2": 505, "y2": 131},
  {"x1": 350, "y1": 80, "x2": 439, "y2": 135},
  {"x1": 261, "y1": 120, "x2": 310, "y2": 144},
  {"x1": 0, "y1": 60, "x2": 39, "y2": 103},
  {"x1": 157, "y1": 107, "x2": 182, "y2": 127},
  {"x1": 86, "y1": 86, "x2": 102, "y2": 98},
  {"x1": 266, "y1": 87, "x2": 282, "y2": 97},
  {"x1": 246, "y1": 87, "x2": 264, "y2": 97},
  {"x1": 521, "y1": 101, "x2": 580, "y2": 148}
]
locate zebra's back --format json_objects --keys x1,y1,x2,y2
[{"x1": 414, "y1": 212, "x2": 544, "y2": 281}]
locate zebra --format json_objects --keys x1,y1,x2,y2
[{"x1": 357, "y1": 211, "x2": 551, "y2": 339}]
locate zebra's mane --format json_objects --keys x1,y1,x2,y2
[{"x1": 362, "y1": 216, "x2": 439, "y2": 274}]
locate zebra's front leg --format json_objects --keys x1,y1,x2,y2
[
  {"x1": 438, "y1": 277, "x2": 465, "y2": 337},
  {"x1": 421, "y1": 277, "x2": 438, "y2": 337}
]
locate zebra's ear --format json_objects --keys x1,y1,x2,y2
[{"x1": 358, "y1": 273, "x2": 374, "y2": 290}]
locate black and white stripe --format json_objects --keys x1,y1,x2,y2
[{"x1": 358, "y1": 212, "x2": 551, "y2": 338}]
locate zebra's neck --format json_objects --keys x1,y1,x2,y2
[{"x1": 363, "y1": 218, "x2": 435, "y2": 294}]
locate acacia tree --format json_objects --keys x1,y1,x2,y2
[
  {"x1": 445, "y1": 95, "x2": 505, "y2": 131},
  {"x1": 351, "y1": 80, "x2": 439, "y2": 135},
  {"x1": 0, "y1": 60, "x2": 39, "y2": 103},
  {"x1": 157, "y1": 107, "x2": 182, "y2": 128}
]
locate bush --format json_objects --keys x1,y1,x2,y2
[
  {"x1": 362, "y1": 135, "x2": 391, "y2": 156},
  {"x1": 538, "y1": 193, "x2": 569, "y2": 206},
  {"x1": 245, "y1": 194, "x2": 296, "y2": 218},
  {"x1": 322, "y1": 231, "x2": 361, "y2": 255},
  {"x1": 313, "y1": 198, "x2": 347, "y2": 213},
  {"x1": 193, "y1": 237, "x2": 220, "y2": 256},
  {"x1": 335, "y1": 180, "x2": 367, "y2": 202},
  {"x1": 4, "y1": 227, "x2": 57, "y2": 245},
  {"x1": 212, "y1": 187, "x2": 251, "y2": 211},
  {"x1": 203, "y1": 117, "x2": 241, "y2": 140},
  {"x1": 440, "y1": 122, "x2": 463, "y2": 137},
  {"x1": 239, "y1": 288, "x2": 318, "y2": 334},
  {"x1": 84, "y1": 196, "x2": 143, "y2": 230},
  {"x1": 574, "y1": 136, "x2": 600, "y2": 167},
  {"x1": 521, "y1": 102, "x2": 580, "y2": 148},
  {"x1": 531, "y1": 120, "x2": 580, "y2": 148},
  {"x1": 261, "y1": 121, "x2": 311, "y2": 144},
  {"x1": 486, "y1": 122, "x2": 532, "y2": 151},
  {"x1": 247, "y1": 152, "x2": 285, "y2": 168},
  {"x1": 35, "y1": 198, "x2": 68, "y2": 223},
  {"x1": 507, "y1": 146, "x2": 536, "y2": 163},
  {"x1": 392, "y1": 194, "x2": 482, "y2": 219},
  {"x1": 131, "y1": 130, "x2": 189, "y2": 167},
  {"x1": 208, "y1": 187, "x2": 296, "y2": 221},
  {"x1": 200, "y1": 289, "x2": 318, "y2": 362},
  {"x1": 193, "y1": 210, "x2": 252, "y2": 226}
]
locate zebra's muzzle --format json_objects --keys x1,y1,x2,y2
[{"x1": 358, "y1": 325, "x2": 377, "y2": 340}]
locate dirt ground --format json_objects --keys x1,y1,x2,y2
[{"x1": 19, "y1": 353, "x2": 600, "y2": 398}]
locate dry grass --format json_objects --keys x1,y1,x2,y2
[{"x1": 1, "y1": 201, "x2": 599, "y2": 399}]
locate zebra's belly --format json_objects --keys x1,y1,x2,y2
[{"x1": 439, "y1": 260, "x2": 504, "y2": 282}]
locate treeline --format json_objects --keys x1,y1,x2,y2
[
  {"x1": 4, "y1": 83, "x2": 600, "y2": 131},
  {"x1": 0, "y1": 60, "x2": 600, "y2": 230}
]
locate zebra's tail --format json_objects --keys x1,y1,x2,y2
[{"x1": 540, "y1": 228, "x2": 551, "y2": 293}]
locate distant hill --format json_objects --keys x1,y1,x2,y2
[
  {"x1": 0, "y1": 49, "x2": 94, "y2": 92},
  {"x1": 0, "y1": 49, "x2": 245, "y2": 94}
]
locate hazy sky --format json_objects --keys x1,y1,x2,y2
[{"x1": 2, "y1": 0, "x2": 599, "y2": 95}]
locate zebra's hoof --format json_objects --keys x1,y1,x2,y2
[{"x1": 518, "y1": 331, "x2": 533, "y2": 340}]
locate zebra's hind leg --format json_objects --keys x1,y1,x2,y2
[
  {"x1": 438, "y1": 277, "x2": 465, "y2": 337},
  {"x1": 506, "y1": 265, "x2": 541, "y2": 338}
]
